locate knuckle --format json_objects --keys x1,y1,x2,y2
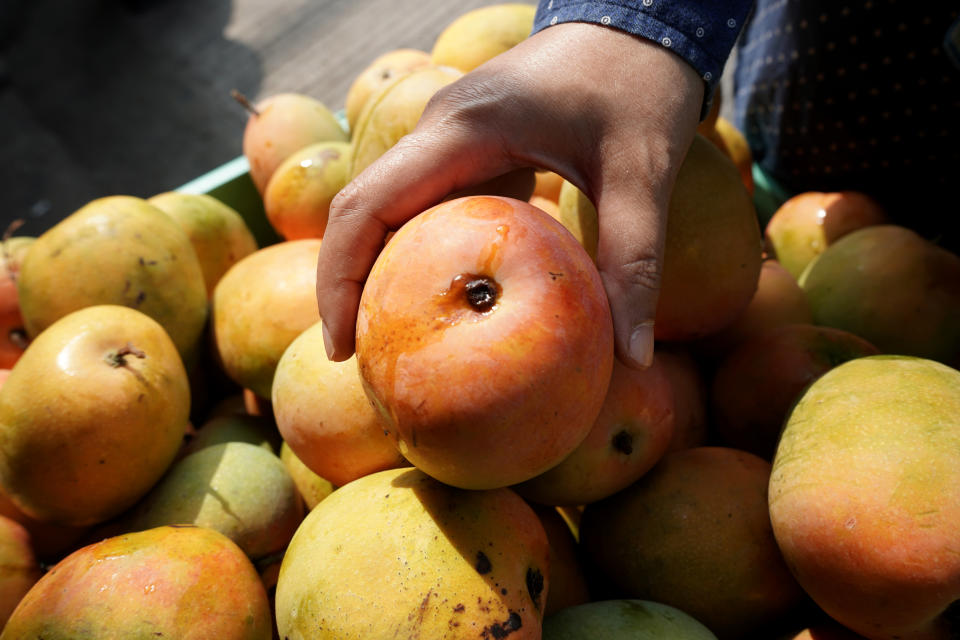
[
  {"x1": 618, "y1": 255, "x2": 663, "y2": 292},
  {"x1": 327, "y1": 183, "x2": 387, "y2": 238},
  {"x1": 328, "y1": 185, "x2": 362, "y2": 222}
]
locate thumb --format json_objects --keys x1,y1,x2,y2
[{"x1": 593, "y1": 184, "x2": 669, "y2": 370}]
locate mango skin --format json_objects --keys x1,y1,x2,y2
[
  {"x1": 0, "y1": 236, "x2": 34, "y2": 369},
  {"x1": 180, "y1": 414, "x2": 280, "y2": 458},
  {"x1": 531, "y1": 504, "x2": 590, "y2": 617},
  {"x1": 211, "y1": 239, "x2": 322, "y2": 399},
  {"x1": 272, "y1": 322, "x2": 407, "y2": 489},
  {"x1": 799, "y1": 225, "x2": 960, "y2": 367},
  {"x1": 770, "y1": 356, "x2": 960, "y2": 640},
  {"x1": 0, "y1": 487, "x2": 90, "y2": 564},
  {"x1": 344, "y1": 48, "x2": 432, "y2": 134},
  {"x1": 711, "y1": 323, "x2": 880, "y2": 461},
  {"x1": 275, "y1": 467, "x2": 550, "y2": 640},
  {"x1": 543, "y1": 599, "x2": 718, "y2": 640},
  {"x1": 17, "y1": 196, "x2": 208, "y2": 366},
  {"x1": 656, "y1": 135, "x2": 763, "y2": 341},
  {"x1": 546, "y1": 137, "x2": 763, "y2": 343},
  {"x1": 263, "y1": 141, "x2": 352, "y2": 241},
  {"x1": 355, "y1": 196, "x2": 613, "y2": 490},
  {"x1": 1, "y1": 525, "x2": 272, "y2": 639},
  {"x1": 147, "y1": 191, "x2": 259, "y2": 298},
  {"x1": 0, "y1": 514, "x2": 42, "y2": 628},
  {"x1": 115, "y1": 442, "x2": 304, "y2": 561},
  {"x1": 0, "y1": 305, "x2": 189, "y2": 527},
  {"x1": 515, "y1": 355, "x2": 675, "y2": 506},
  {"x1": 554, "y1": 181, "x2": 599, "y2": 262},
  {"x1": 279, "y1": 442, "x2": 334, "y2": 511},
  {"x1": 349, "y1": 65, "x2": 462, "y2": 179},
  {"x1": 242, "y1": 93, "x2": 349, "y2": 195},
  {"x1": 764, "y1": 191, "x2": 887, "y2": 281},
  {"x1": 580, "y1": 447, "x2": 805, "y2": 639},
  {"x1": 430, "y1": 3, "x2": 537, "y2": 73}
]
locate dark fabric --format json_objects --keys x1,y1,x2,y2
[
  {"x1": 733, "y1": 1, "x2": 960, "y2": 248},
  {"x1": 532, "y1": 0, "x2": 753, "y2": 111},
  {"x1": 531, "y1": 0, "x2": 959, "y2": 249}
]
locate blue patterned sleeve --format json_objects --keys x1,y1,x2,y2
[{"x1": 533, "y1": 0, "x2": 754, "y2": 114}]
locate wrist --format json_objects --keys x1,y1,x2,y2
[{"x1": 533, "y1": 0, "x2": 750, "y2": 117}]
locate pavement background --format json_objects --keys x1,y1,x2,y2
[{"x1": 0, "y1": 0, "x2": 735, "y2": 238}]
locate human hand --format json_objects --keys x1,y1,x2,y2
[{"x1": 316, "y1": 22, "x2": 704, "y2": 369}]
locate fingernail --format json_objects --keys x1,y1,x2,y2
[
  {"x1": 628, "y1": 321, "x2": 655, "y2": 369},
  {"x1": 321, "y1": 321, "x2": 336, "y2": 361}
]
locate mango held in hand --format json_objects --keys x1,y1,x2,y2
[
  {"x1": 0, "y1": 305, "x2": 189, "y2": 527},
  {"x1": 356, "y1": 196, "x2": 614, "y2": 490},
  {"x1": 770, "y1": 356, "x2": 960, "y2": 640},
  {"x1": 16, "y1": 195, "x2": 208, "y2": 366},
  {"x1": 275, "y1": 467, "x2": 549, "y2": 640},
  {"x1": 1, "y1": 525, "x2": 272, "y2": 639}
]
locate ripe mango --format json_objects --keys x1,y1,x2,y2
[
  {"x1": 1, "y1": 525, "x2": 272, "y2": 639},
  {"x1": 276, "y1": 467, "x2": 549, "y2": 639}
]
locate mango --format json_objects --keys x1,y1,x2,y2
[
  {"x1": 799, "y1": 225, "x2": 960, "y2": 366},
  {"x1": 276, "y1": 467, "x2": 549, "y2": 639},
  {"x1": 580, "y1": 447, "x2": 805, "y2": 638},
  {"x1": 0, "y1": 515, "x2": 42, "y2": 628},
  {"x1": 349, "y1": 65, "x2": 463, "y2": 180},
  {"x1": 0, "y1": 305, "x2": 189, "y2": 527},
  {"x1": 115, "y1": 442, "x2": 303, "y2": 561},
  {"x1": 770, "y1": 356, "x2": 960, "y2": 640},
  {"x1": 1, "y1": 525, "x2": 272, "y2": 639},
  {"x1": 16, "y1": 195, "x2": 208, "y2": 366},
  {"x1": 147, "y1": 191, "x2": 258, "y2": 298},
  {"x1": 431, "y1": 3, "x2": 536, "y2": 73}
]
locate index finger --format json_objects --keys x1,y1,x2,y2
[{"x1": 315, "y1": 125, "x2": 519, "y2": 361}]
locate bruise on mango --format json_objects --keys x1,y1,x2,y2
[
  {"x1": 475, "y1": 550, "x2": 493, "y2": 574},
  {"x1": 526, "y1": 567, "x2": 544, "y2": 610},
  {"x1": 482, "y1": 611, "x2": 523, "y2": 639}
]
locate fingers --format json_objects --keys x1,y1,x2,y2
[
  {"x1": 583, "y1": 37, "x2": 703, "y2": 370},
  {"x1": 593, "y1": 176, "x2": 668, "y2": 371},
  {"x1": 592, "y1": 112, "x2": 702, "y2": 370},
  {"x1": 315, "y1": 104, "x2": 526, "y2": 361},
  {"x1": 316, "y1": 22, "x2": 704, "y2": 367}
]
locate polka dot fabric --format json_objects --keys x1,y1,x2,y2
[
  {"x1": 733, "y1": 1, "x2": 960, "y2": 244},
  {"x1": 532, "y1": 0, "x2": 753, "y2": 110}
]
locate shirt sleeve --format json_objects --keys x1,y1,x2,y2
[{"x1": 532, "y1": 0, "x2": 754, "y2": 116}]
